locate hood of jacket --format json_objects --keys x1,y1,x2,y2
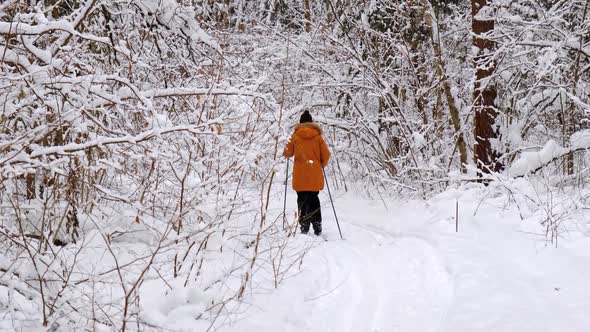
[{"x1": 294, "y1": 122, "x2": 322, "y2": 139}]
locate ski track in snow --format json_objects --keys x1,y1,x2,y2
[
  {"x1": 320, "y1": 222, "x2": 454, "y2": 332},
  {"x1": 221, "y1": 203, "x2": 454, "y2": 332},
  {"x1": 219, "y1": 190, "x2": 590, "y2": 332}
]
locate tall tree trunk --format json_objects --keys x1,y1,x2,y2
[
  {"x1": 303, "y1": 0, "x2": 312, "y2": 32},
  {"x1": 472, "y1": 0, "x2": 501, "y2": 174},
  {"x1": 421, "y1": 0, "x2": 468, "y2": 172},
  {"x1": 563, "y1": 0, "x2": 589, "y2": 175}
]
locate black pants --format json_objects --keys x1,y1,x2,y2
[{"x1": 297, "y1": 191, "x2": 322, "y2": 234}]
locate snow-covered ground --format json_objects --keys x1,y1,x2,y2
[
  {"x1": 217, "y1": 182, "x2": 590, "y2": 332},
  {"x1": 3, "y1": 180, "x2": 588, "y2": 331}
]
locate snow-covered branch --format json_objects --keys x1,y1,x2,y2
[
  {"x1": 0, "y1": 122, "x2": 222, "y2": 170},
  {"x1": 510, "y1": 130, "x2": 590, "y2": 177}
]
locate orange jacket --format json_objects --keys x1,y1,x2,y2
[{"x1": 283, "y1": 123, "x2": 331, "y2": 192}]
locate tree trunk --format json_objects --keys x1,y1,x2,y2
[
  {"x1": 472, "y1": 0, "x2": 501, "y2": 174},
  {"x1": 304, "y1": 0, "x2": 312, "y2": 32},
  {"x1": 563, "y1": 0, "x2": 589, "y2": 175},
  {"x1": 421, "y1": 0, "x2": 468, "y2": 172}
]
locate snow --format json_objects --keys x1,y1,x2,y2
[
  {"x1": 412, "y1": 131, "x2": 426, "y2": 149},
  {"x1": 7, "y1": 179, "x2": 584, "y2": 331},
  {"x1": 216, "y1": 184, "x2": 590, "y2": 332},
  {"x1": 510, "y1": 129, "x2": 590, "y2": 177},
  {"x1": 500, "y1": 70, "x2": 512, "y2": 82},
  {"x1": 0, "y1": 122, "x2": 220, "y2": 170},
  {"x1": 2, "y1": 1, "x2": 590, "y2": 330},
  {"x1": 537, "y1": 47, "x2": 558, "y2": 76},
  {"x1": 509, "y1": 140, "x2": 565, "y2": 177},
  {"x1": 506, "y1": 122, "x2": 523, "y2": 146},
  {"x1": 571, "y1": 129, "x2": 590, "y2": 150}
]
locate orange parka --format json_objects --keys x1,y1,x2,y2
[{"x1": 283, "y1": 123, "x2": 331, "y2": 192}]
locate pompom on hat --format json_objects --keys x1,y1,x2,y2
[{"x1": 299, "y1": 110, "x2": 313, "y2": 123}]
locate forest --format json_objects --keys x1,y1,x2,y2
[{"x1": 1, "y1": 0, "x2": 589, "y2": 331}]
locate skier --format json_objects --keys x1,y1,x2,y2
[{"x1": 283, "y1": 110, "x2": 331, "y2": 236}]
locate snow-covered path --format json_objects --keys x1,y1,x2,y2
[
  {"x1": 287, "y1": 225, "x2": 453, "y2": 332},
  {"x1": 219, "y1": 185, "x2": 590, "y2": 332}
]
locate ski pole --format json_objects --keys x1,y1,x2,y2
[
  {"x1": 283, "y1": 158, "x2": 289, "y2": 230},
  {"x1": 322, "y1": 167, "x2": 343, "y2": 240}
]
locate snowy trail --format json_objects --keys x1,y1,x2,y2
[
  {"x1": 219, "y1": 188, "x2": 590, "y2": 332},
  {"x1": 221, "y1": 196, "x2": 454, "y2": 332},
  {"x1": 318, "y1": 222, "x2": 454, "y2": 332}
]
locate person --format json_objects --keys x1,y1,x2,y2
[{"x1": 283, "y1": 110, "x2": 331, "y2": 236}]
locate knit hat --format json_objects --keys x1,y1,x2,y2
[{"x1": 299, "y1": 110, "x2": 313, "y2": 123}]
